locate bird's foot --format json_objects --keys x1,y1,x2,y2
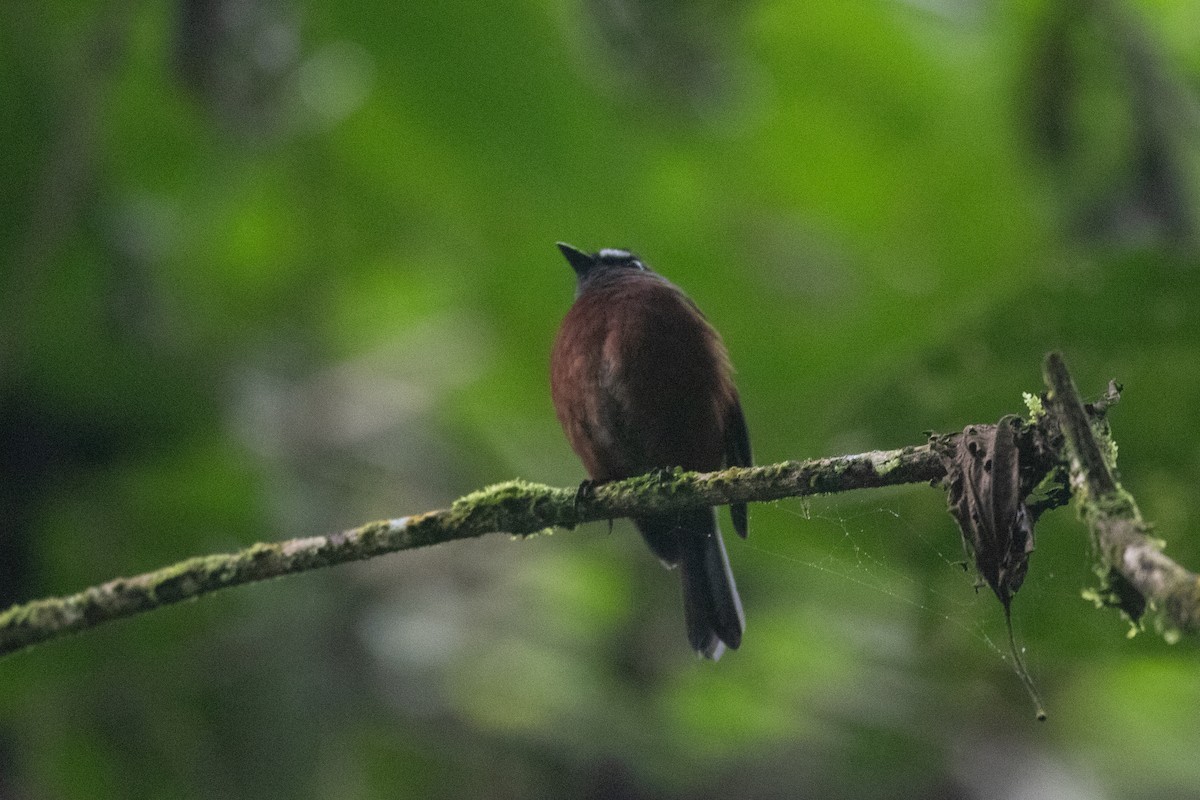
[
  {"x1": 573, "y1": 478, "x2": 607, "y2": 508},
  {"x1": 574, "y1": 479, "x2": 615, "y2": 534},
  {"x1": 650, "y1": 466, "x2": 680, "y2": 482}
]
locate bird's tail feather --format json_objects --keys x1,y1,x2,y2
[
  {"x1": 678, "y1": 510, "x2": 744, "y2": 659},
  {"x1": 635, "y1": 509, "x2": 744, "y2": 659}
]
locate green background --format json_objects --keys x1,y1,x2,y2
[{"x1": 3, "y1": 0, "x2": 1199, "y2": 797}]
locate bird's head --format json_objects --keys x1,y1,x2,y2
[{"x1": 556, "y1": 243, "x2": 648, "y2": 292}]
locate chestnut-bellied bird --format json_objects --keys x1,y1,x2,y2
[{"x1": 550, "y1": 243, "x2": 751, "y2": 659}]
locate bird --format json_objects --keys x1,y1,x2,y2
[{"x1": 550, "y1": 242, "x2": 751, "y2": 659}]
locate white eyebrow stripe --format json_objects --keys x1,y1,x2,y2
[{"x1": 596, "y1": 249, "x2": 646, "y2": 270}]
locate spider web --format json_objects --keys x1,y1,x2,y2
[{"x1": 731, "y1": 494, "x2": 1103, "y2": 713}]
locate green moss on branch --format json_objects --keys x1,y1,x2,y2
[{"x1": 0, "y1": 443, "x2": 948, "y2": 658}]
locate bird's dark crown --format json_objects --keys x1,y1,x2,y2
[{"x1": 557, "y1": 242, "x2": 648, "y2": 283}]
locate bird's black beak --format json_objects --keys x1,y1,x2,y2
[{"x1": 556, "y1": 242, "x2": 596, "y2": 278}]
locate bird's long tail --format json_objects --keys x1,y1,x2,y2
[{"x1": 637, "y1": 509, "x2": 744, "y2": 659}]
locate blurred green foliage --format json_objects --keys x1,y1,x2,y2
[{"x1": 2, "y1": 0, "x2": 1199, "y2": 797}]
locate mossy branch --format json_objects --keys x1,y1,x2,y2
[
  {"x1": 1043, "y1": 352, "x2": 1200, "y2": 638},
  {"x1": 1, "y1": 352, "x2": 1196, "y2": 659},
  {"x1": 0, "y1": 445, "x2": 945, "y2": 658}
]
